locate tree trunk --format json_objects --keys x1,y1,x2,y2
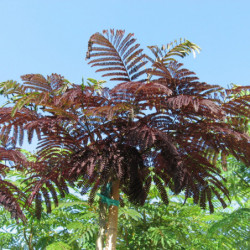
[
  {"x1": 96, "y1": 201, "x2": 107, "y2": 250},
  {"x1": 105, "y1": 180, "x2": 120, "y2": 250}
]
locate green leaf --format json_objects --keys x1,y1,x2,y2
[{"x1": 46, "y1": 241, "x2": 72, "y2": 250}]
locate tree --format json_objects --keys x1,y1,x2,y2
[
  {"x1": 0, "y1": 141, "x2": 27, "y2": 222},
  {"x1": 0, "y1": 192, "x2": 97, "y2": 250},
  {"x1": 0, "y1": 29, "x2": 249, "y2": 249},
  {"x1": 1, "y1": 167, "x2": 249, "y2": 249}
]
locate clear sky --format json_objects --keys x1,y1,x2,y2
[{"x1": 0, "y1": 0, "x2": 249, "y2": 88}]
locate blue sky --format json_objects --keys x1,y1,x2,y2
[{"x1": 0, "y1": 0, "x2": 249, "y2": 89}]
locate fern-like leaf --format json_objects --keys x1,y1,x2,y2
[{"x1": 87, "y1": 29, "x2": 147, "y2": 82}]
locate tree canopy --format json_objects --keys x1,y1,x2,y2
[{"x1": 0, "y1": 29, "x2": 249, "y2": 249}]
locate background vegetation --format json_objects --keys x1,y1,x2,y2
[{"x1": 0, "y1": 155, "x2": 249, "y2": 249}]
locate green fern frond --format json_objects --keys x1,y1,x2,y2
[
  {"x1": 119, "y1": 207, "x2": 142, "y2": 221},
  {"x1": 208, "y1": 208, "x2": 250, "y2": 249},
  {"x1": 148, "y1": 38, "x2": 201, "y2": 63},
  {"x1": 0, "y1": 80, "x2": 25, "y2": 96}
]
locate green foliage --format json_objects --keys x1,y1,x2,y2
[
  {"x1": 0, "y1": 191, "x2": 248, "y2": 249},
  {"x1": 222, "y1": 157, "x2": 250, "y2": 207},
  {"x1": 86, "y1": 78, "x2": 106, "y2": 94},
  {"x1": 0, "y1": 167, "x2": 97, "y2": 249},
  {"x1": 46, "y1": 241, "x2": 72, "y2": 250},
  {"x1": 116, "y1": 194, "x2": 214, "y2": 249},
  {"x1": 0, "y1": 193, "x2": 97, "y2": 249},
  {"x1": 116, "y1": 191, "x2": 249, "y2": 249},
  {"x1": 0, "y1": 159, "x2": 249, "y2": 249},
  {"x1": 148, "y1": 38, "x2": 201, "y2": 63},
  {"x1": 208, "y1": 208, "x2": 250, "y2": 249}
]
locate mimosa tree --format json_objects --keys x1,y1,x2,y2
[{"x1": 0, "y1": 29, "x2": 249, "y2": 249}]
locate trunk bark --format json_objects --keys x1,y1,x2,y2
[
  {"x1": 96, "y1": 201, "x2": 107, "y2": 250},
  {"x1": 105, "y1": 180, "x2": 120, "y2": 250}
]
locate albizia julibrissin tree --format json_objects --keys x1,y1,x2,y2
[
  {"x1": 0, "y1": 29, "x2": 249, "y2": 249},
  {"x1": 0, "y1": 142, "x2": 27, "y2": 222}
]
